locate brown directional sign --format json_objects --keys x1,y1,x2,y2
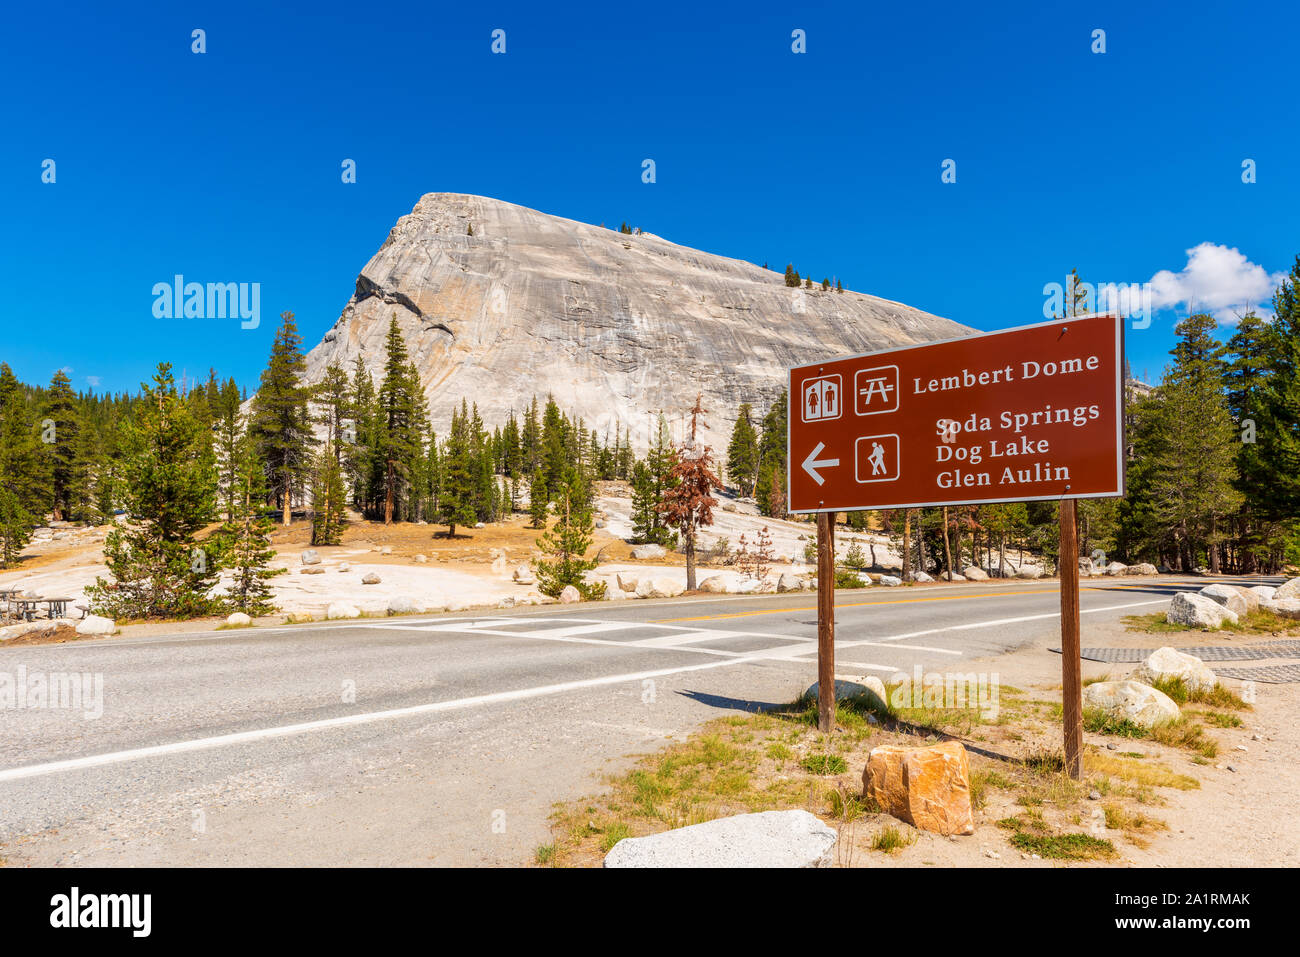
[{"x1": 787, "y1": 313, "x2": 1125, "y2": 513}]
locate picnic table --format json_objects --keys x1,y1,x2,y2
[
  {"x1": 0, "y1": 588, "x2": 24, "y2": 620},
  {"x1": 5, "y1": 596, "x2": 75, "y2": 620}
]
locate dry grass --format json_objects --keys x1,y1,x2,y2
[
  {"x1": 994, "y1": 806, "x2": 1116, "y2": 859},
  {"x1": 1102, "y1": 803, "x2": 1168, "y2": 847},
  {"x1": 539, "y1": 671, "x2": 1204, "y2": 866},
  {"x1": 871, "y1": 824, "x2": 917, "y2": 852},
  {"x1": 1084, "y1": 701, "x2": 1227, "y2": 759},
  {"x1": 1123, "y1": 609, "x2": 1300, "y2": 637},
  {"x1": 1085, "y1": 752, "x2": 1199, "y2": 791},
  {"x1": 1149, "y1": 676, "x2": 1251, "y2": 711}
]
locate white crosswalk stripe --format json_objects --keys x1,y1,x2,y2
[
  {"x1": 629, "y1": 629, "x2": 754, "y2": 648},
  {"x1": 359, "y1": 616, "x2": 815, "y2": 659}
]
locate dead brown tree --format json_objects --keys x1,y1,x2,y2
[{"x1": 657, "y1": 395, "x2": 722, "y2": 591}]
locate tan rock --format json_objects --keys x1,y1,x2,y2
[
  {"x1": 1231, "y1": 585, "x2": 1260, "y2": 614},
  {"x1": 1199, "y1": 583, "x2": 1249, "y2": 616},
  {"x1": 1262, "y1": 598, "x2": 1300, "y2": 620},
  {"x1": 1083, "y1": 679, "x2": 1180, "y2": 727},
  {"x1": 1167, "y1": 592, "x2": 1237, "y2": 629},
  {"x1": 1274, "y1": 576, "x2": 1300, "y2": 600},
  {"x1": 1134, "y1": 646, "x2": 1216, "y2": 693},
  {"x1": 861, "y1": 741, "x2": 974, "y2": 836},
  {"x1": 635, "y1": 577, "x2": 684, "y2": 599}
]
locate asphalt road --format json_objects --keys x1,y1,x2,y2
[{"x1": 0, "y1": 576, "x2": 1209, "y2": 866}]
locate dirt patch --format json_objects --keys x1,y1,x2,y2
[{"x1": 0, "y1": 622, "x2": 83, "y2": 646}]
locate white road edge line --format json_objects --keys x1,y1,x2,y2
[
  {"x1": 0, "y1": 655, "x2": 760, "y2": 784},
  {"x1": 836, "y1": 598, "x2": 1169, "y2": 651}
]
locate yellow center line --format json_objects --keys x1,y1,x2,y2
[{"x1": 652, "y1": 582, "x2": 1160, "y2": 623}]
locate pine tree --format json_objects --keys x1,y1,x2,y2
[
  {"x1": 1258, "y1": 257, "x2": 1300, "y2": 537},
  {"x1": 725, "y1": 403, "x2": 760, "y2": 495},
  {"x1": 0, "y1": 484, "x2": 34, "y2": 568},
  {"x1": 424, "y1": 430, "x2": 443, "y2": 521},
  {"x1": 500, "y1": 412, "x2": 522, "y2": 477},
  {"x1": 784, "y1": 264, "x2": 799, "y2": 288},
  {"x1": 755, "y1": 390, "x2": 788, "y2": 517},
  {"x1": 310, "y1": 441, "x2": 348, "y2": 546},
  {"x1": 376, "y1": 317, "x2": 425, "y2": 524},
  {"x1": 615, "y1": 426, "x2": 633, "y2": 479},
  {"x1": 437, "y1": 405, "x2": 476, "y2": 537},
  {"x1": 86, "y1": 363, "x2": 220, "y2": 619},
  {"x1": 66, "y1": 397, "x2": 101, "y2": 523},
  {"x1": 1122, "y1": 315, "x2": 1241, "y2": 570},
  {"x1": 521, "y1": 396, "x2": 542, "y2": 478},
  {"x1": 629, "y1": 460, "x2": 656, "y2": 541},
  {"x1": 315, "y1": 362, "x2": 352, "y2": 460},
  {"x1": 528, "y1": 474, "x2": 549, "y2": 528},
  {"x1": 539, "y1": 395, "x2": 568, "y2": 499},
  {"x1": 1226, "y1": 309, "x2": 1291, "y2": 570},
  {"x1": 0, "y1": 364, "x2": 41, "y2": 565},
  {"x1": 42, "y1": 369, "x2": 80, "y2": 522},
  {"x1": 535, "y1": 470, "x2": 605, "y2": 599},
  {"x1": 1056, "y1": 267, "x2": 1092, "y2": 318},
  {"x1": 250, "y1": 312, "x2": 316, "y2": 524},
  {"x1": 212, "y1": 377, "x2": 244, "y2": 522},
  {"x1": 346, "y1": 357, "x2": 381, "y2": 514},
  {"x1": 630, "y1": 418, "x2": 679, "y2": 547},
  {"x1": 221, "y1": 439, "x2": 284, "y2": 615},
  {"x1": 87, "y1": 398, "x2": 124, "y2": 524}
]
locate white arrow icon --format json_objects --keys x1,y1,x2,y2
[{"x1": 801, "y1": 442, "x2": 840, "y2": 486}]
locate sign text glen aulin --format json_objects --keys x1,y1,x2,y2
[{"x1": 787, "y1": 314, "x2": 1125, "y2": 513}]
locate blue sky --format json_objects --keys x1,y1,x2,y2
[{"x1": 2, "y1": 0, "x2": 1296, "y2": 396}]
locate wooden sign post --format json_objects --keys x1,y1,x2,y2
[
  {"x1": 816, "y1": 512, "x2": 836, "y2": 733},
  {"x1": 1059, "y1": 498, "x2": 1083, "y2": 779}
]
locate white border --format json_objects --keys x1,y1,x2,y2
[{"x1": 787, "y1": 313, "x2": 1126, "y2": 513}]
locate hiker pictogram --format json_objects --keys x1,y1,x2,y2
[{"x1": 854, "y1": 433, "x2": 900, "y2": 483}]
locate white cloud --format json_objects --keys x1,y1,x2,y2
[
  {"x1": 85, "y1": 375, "x2": 101, "y2": 387},
  {"x1": 1146, "y1": 242, "x2": 1285, "y2": 324}
]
